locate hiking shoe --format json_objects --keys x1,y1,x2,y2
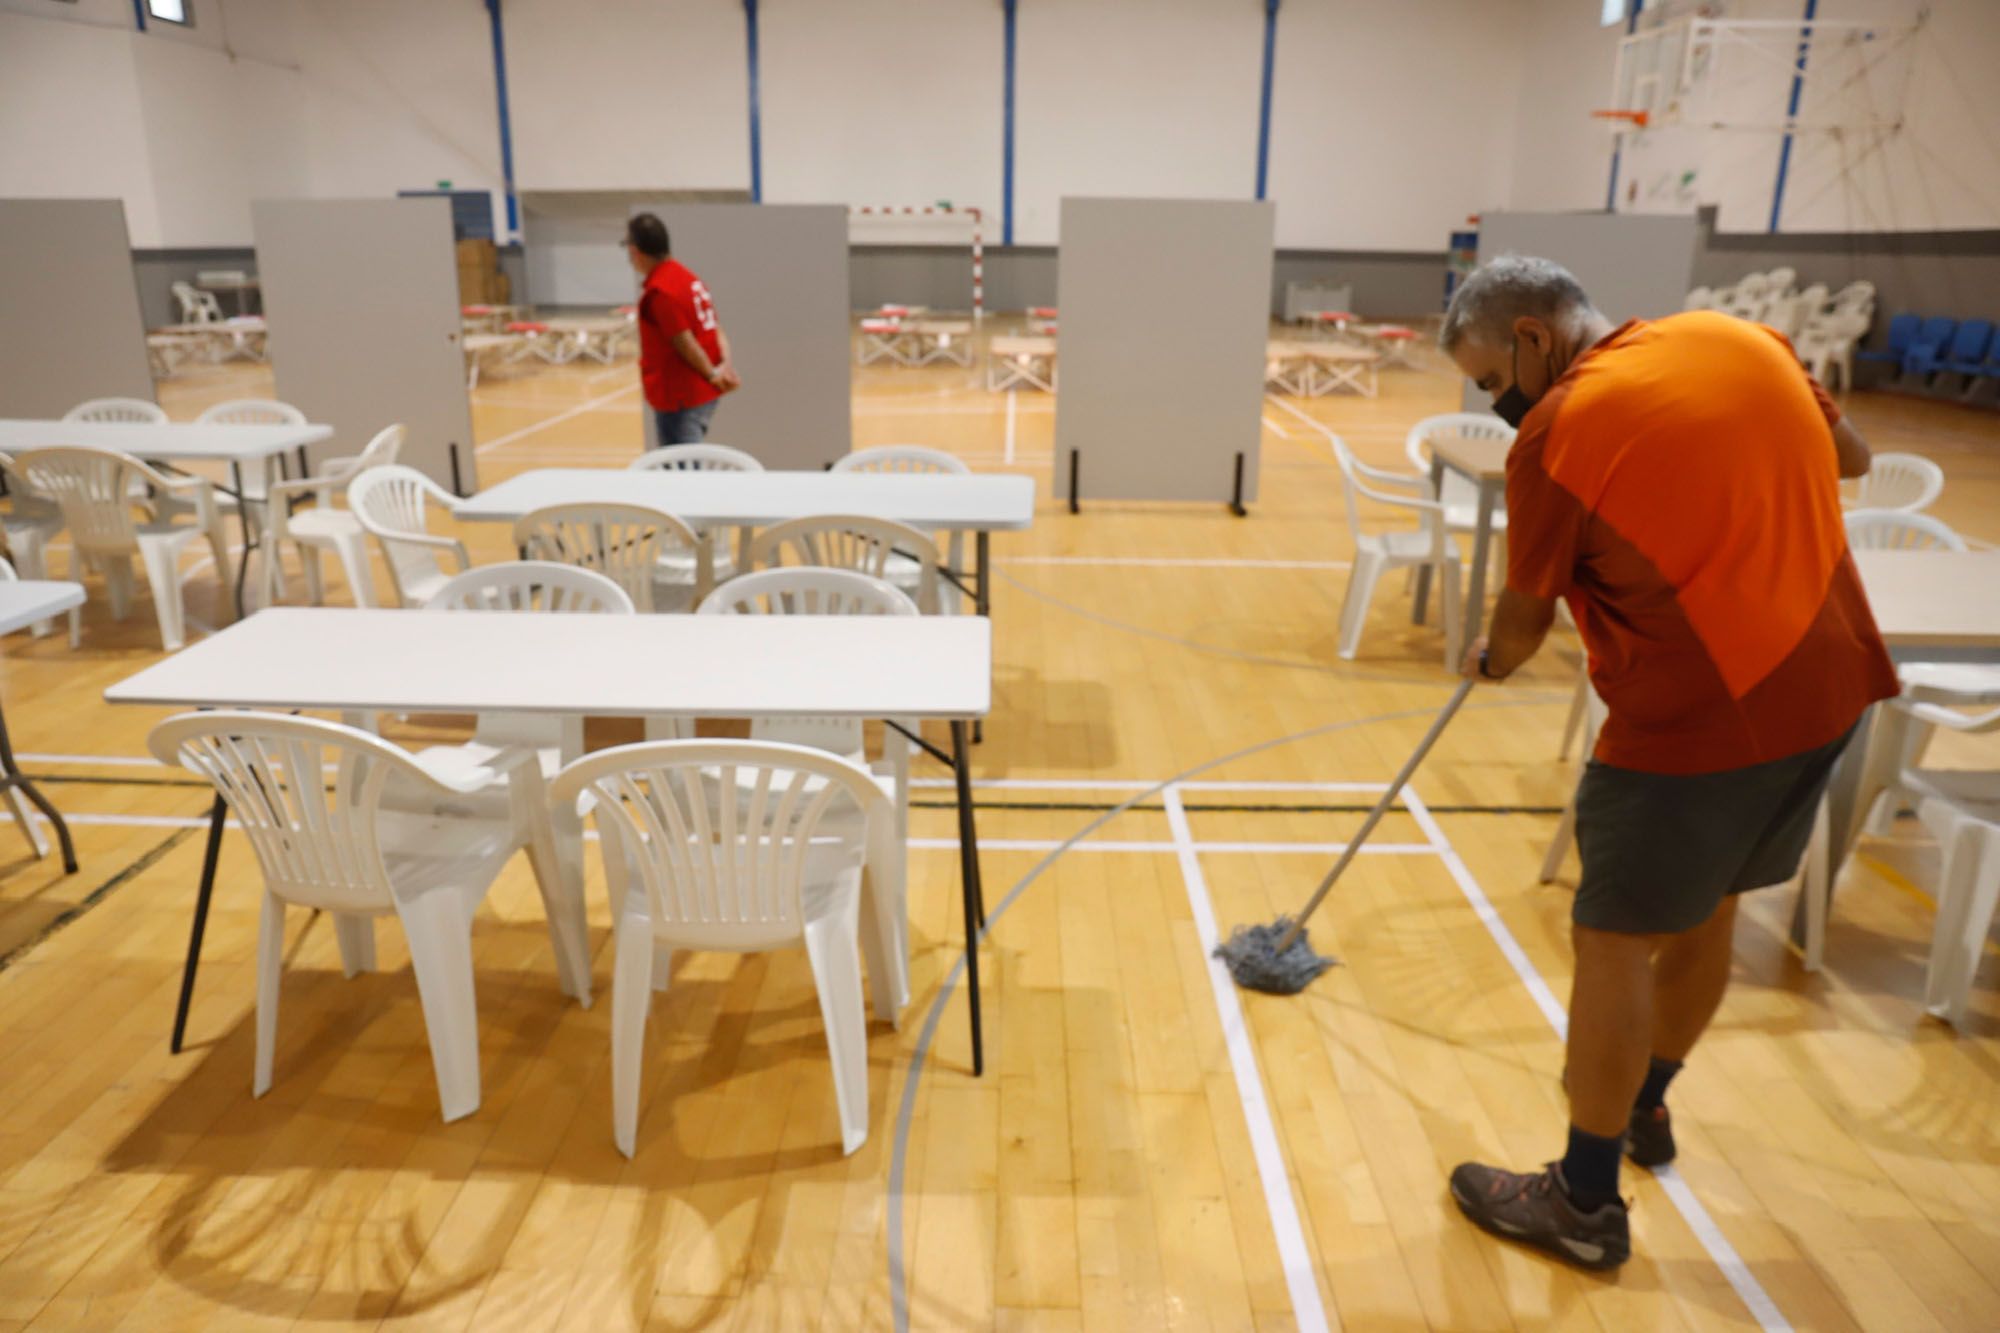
[
  {"x1": 1449, "y1": 1161, "x2": 1631, "y2": 1271},
  {"x1": 1626, "y1": 1104, "x2": 1676, "y2": 1168}
]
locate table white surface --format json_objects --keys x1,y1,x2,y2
[
  {"x1": 1855, "y1": 549, "x2": 2000, "y2": 650},
  {"x1": 106, "y1": 608, "x2": 992, "y2": 720},
  {"x1": 0, "y1": 582, "x2": 84, "y2": 637},
  {"x1": 454, "y1": 469, "x2": 1037, "y2": 532},
  {"x1": 0, "y1": 419, "x2": 333, "y2": 464}
]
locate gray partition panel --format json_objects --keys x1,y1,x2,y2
[
  {"x1": 641, "y1": 204, "x2": 851, "y2": 470},
  {"x1": 1056, "y1": 199, "x2": 1275, "y2": 506},
  {"x1": 1462, "y1": 212, "x2": 1700, "y2": 410},
  {"x1": 0, "y1": 200, "x2": 153, "y2": 417},
  {"x1": 252, "y1": 198, "x2": 476, "y2": 491}
]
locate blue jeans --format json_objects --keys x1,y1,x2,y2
[{"x1": 655, "y1": 399, "x2": 718, "y2": 445}]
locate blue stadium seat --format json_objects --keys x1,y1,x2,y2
[
  {"x1": 1855, "y1": 311, "x2": 1921, "y2": 364},
  {"x1": 1940, "y1": 318, "x2": 1996, "y2": 375},
  {"x1": 1900, "y1": 316, "x2": 1959, "y2": 378}
]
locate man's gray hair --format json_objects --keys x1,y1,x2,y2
[{"x1": 1439, "y1": 255, "x2": 1601, "y2": 353}]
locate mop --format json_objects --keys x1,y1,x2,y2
[{"x1": 1215, "y1": 678, "x2": 1476, "y2": 994}]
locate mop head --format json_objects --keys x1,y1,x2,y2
[{"x1": 1214, "y1": 918, "x2": 1337, "y2": 995}]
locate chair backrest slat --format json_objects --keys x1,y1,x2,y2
[
  {"x1": 64, "y1": 398, "x2": 166, "y2": 425},
  {"x1": 1844, "y1": 507, "x2": 1965, "y2": 552},
  {"x1": 17, "y1": 447, "x2": 151, "y2": 553},
  {"x1": 628, "y1": 444, "x2": 763, "y2": 473},
  {"x1": 512, "y1": 503, "x2": 700, "y2": 613},
  {"x1": 1843, "y1": 452, "x2": 1944, "y2": 515},
  {"x1": 196, "y1": 399, "x2": 307, "y2": 427},
  {"x1": 831, "y1": 445, "x2": 968, "y2": 476}
]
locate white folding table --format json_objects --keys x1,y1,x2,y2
[
  {"x1": 0, "y1": 418, "x2": 337, "y2": 616},
  {"x1": 0, "y1": 580, "x2": 87, "y2": 872},
  {"x1": 106, "y1": 608, "x2": 1002, "y2": 1072},
  {"x1": 455, "y1": 468, "x2": 1037, "y2": 624}
]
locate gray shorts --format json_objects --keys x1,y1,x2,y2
[{"x1": 1572, "y1": 722, "x2": 1859, "y2": 935}]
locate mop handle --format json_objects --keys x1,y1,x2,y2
[{"x1": 1275, "y1": 677, "x2": 1476, "y2": 954}]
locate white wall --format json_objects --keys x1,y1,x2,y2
[
  {"x1": 1268, "y1": 0, "x2": 1524, "y2": 250},
  {"x1": 507, "y1": 0, "x2": 748, "y2": 195},
  {"x1": 1014, "y1": 0, "x2": 1265, "y2": 245},
  {"x1": 4, "y1": 0, "x2": 1997, "y2": 254}
]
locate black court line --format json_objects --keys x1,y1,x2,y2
[{"x1": 0, "y1": 824, "x2": 200, "y2": 974}]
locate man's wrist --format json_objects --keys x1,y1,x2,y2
[{"x1": 1477, "y1": 647, "x2": 1506, "y2": 680}]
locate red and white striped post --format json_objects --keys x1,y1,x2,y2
[{"x1": 852, "y1": 205, "x2": 984, "y2": 323}]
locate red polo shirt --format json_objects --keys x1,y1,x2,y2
[{"x1": 638, "y1": 258, "x2": 723, "y2": 413}]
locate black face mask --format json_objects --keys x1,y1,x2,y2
[{"x1": 1490, "y1": 337, "x2": 1543, "y2": 429}]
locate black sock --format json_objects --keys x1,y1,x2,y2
[
  {"x1": 1561, "y1": 1125, "x2": 1624, "y2": 1213},
  {"x1": 1634, "y1": 1056, "x2": 1683, "y2": 1112}
]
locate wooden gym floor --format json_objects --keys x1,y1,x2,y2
[{"x1": 2, "y1": 326, "x2": 1999, "y2": 1331}]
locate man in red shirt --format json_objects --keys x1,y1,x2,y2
[{"x1": 624, "y1": 212, "x2": 739, "y2": 445}]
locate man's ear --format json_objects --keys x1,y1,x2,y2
[{"x1": 1511, "y1": 315, "x2": 1550, "y2": 355}]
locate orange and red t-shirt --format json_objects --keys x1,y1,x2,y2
[{"x1": 1507, "y1": 311, "x2": 1897, "y2": 775}]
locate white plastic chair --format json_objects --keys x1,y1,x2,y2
[
  {"x1": 697, "y1": 566, "x2": 920, "y2": 863},
  {"x1": 1329, "y1": 436, "x2": 1462, "y2": 665},
  {"x1": 551, "y1": 739, "x2": 904, "y2": 1157},
  {"x1": 348, "y1": 464, "x2": 471, "y2": 607},
  {"x1": 261, "y1": 423, "x2": 405, "y2": 608},
  {"x1": 0, "y1": 556, "x2": 71, "y2": 855},
  {"x1": 149, "y1": 712, "x2": 578, "y2": 1122},
  {"x1": 1855, "y1": 662, "x2": 2000, "y2": 843},
  {"x1": 0, "y1": 452, "x2": 72, "y2": 642},
  {"x1": 1405, "y1": 412, "x2": 1513, "y2": 546},
  {"x1": 17, "y1": 446, "x2": 229, "y2": 650},
  {"x1": 628, "y1": 444, "x2": 762, "y2": 591},
  {"x1": 1799, "y1": 308, "x2": 1871, "y2": 391},
  {"x1": 513, "y1": 502, "x2": 706, "y2": 613},
  {"x1": 1843, "y1": 508, "x2": 1963, "y2": 551},
  {"x1": 1892, "y1": 699, "x2": 2000, "y2": 1025},
  {"x1": 63, "y1": 398, "x2": 167, "y2": 425},
  {"x1": 1840, "y1": 454, "x2": 1944, "y2": 515},
  {"x1": 1683, "y1": 286, "x2": 1715, "y2": 311},
  {"x1": 749, "y1": 514, "x2": 941, "y2": 615},
  {"x1": 185, "y1": 400, "x2": 308, "y2": 548},
  {"x1": 171, "y1": 281, "x2": 223, "y2": 325},
  {"x1": 833, "y1": 446, "x2": 970, "y2": 613}
]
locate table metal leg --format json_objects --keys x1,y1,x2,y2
[
  {"x1": 951, "y1": 720, "x2": 986, "y2": 1076},
  {"x1": 230, "y1": 461, "x2": 255, "y2": 619},
  {"x1": 974, "y1": 531, "x2": 990, "y2": 744},
  {"x1": 1413, "y1": 458, "x2": 1445, "y2": 623},
  {"x1": 0, "y1": 700, "x2": 77, "y2": 873},
  {"x1": 1459, "y1": 480, "x2": 1499, "y2": 654},
  {"x1": 171, "y1": 794, "x2": 228, "y2": 1054}
]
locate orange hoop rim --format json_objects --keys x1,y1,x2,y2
[{"x1": 1591, "y1": 108, "x2": 1651, "y2": 128}]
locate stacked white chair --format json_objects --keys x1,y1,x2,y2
[
  {"x1": 261, "y1": 423, "x2": 405, "y2": 608},
  {"x1": 749, "y1": 514, "x2": 941, "y2": 614},
  {"x1": 1329, "y1": 435, "x2": 1462, "y2": 665},
  {"x1": 17, "y1": 446, "x2": 229, "y2": 649},
  {"x1": 1840, "y1": 453, "x2": 1943, "y2": 514},
  {"x1": 171, "y1": 281, "x2": 224, "y2": 325},
  {"x1": 832, "y1": 445, "x2": 968, "y2": 612},
  {"x1": 551, "y1": 739, "x2": 903, "y2": 1157},
  {"x1": 149, "y1": 712, "x2": 574, "y2": 1122},
  {"x1": 348, "y1": 464, "x2": 470, "y2": 607},
  {"x1": 627, "y1": 443, "x2": 761, "y2": 594},
  {"x1": 0, "y1": 452, "x2": 72, "y2": 641},
  {"x1": 513, "y1": 502, "x2": 706, "y2": 612}
]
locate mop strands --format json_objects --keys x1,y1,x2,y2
[{"x1": 1215, "y1": 679, "x2": 1475, "y2": 995}]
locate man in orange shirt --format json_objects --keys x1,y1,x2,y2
[{"x1": 1439, "y1": 256, "x2": 1894, "y2": 1270}]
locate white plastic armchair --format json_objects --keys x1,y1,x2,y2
[
  {"x1": 187, "y1": 399, "x2": 309, "y2": 527},
  {"x1": 1331, "y1": 435, "x2": 1462, "y2": 665},
  {"x1": 148, "y1": 711, "x2": 580, "y2": 1122},
  {"x1": 171, "y1": 281, "x2": 223, "y2": 325},
  {"x1": 1405, "y1": 413, "x2": 1514, "y2": 537},
  {"x1": 1843, "y1": 508, "x2": 1963, "y2": 551},
  {"x1": 833, "y1": 446, "x2": 970, "y2": 611},
  {"x1": 551, "y1": 739, "x2": 905, "y2": 1157},
  {"x1": 17, "y1": 445, "x2": 229, "y2": 649},
  {"x1": 749, "y1": 514, "x2": 941, "y2": 614},
  {"x1": 348, "y1": 464, "x2": 470, "y2": 607},
  {"x1": 0, "y1": 451, "x2": 71, "y2": 641},
  {"x1": 1840, "y1": 453, "x2": 1944, "y2": 515},
  {"x1": 262, "y1": 423, "x2": 405, "y2": 608},
  {"x1": 628, "y1": 444, "x2": 761, "y2": 591},
  {"x1": 63, "y1": 397, "x2": 167, "y2": 424},
  {"x1": 513, "y1": 502, "x2": 706, "y2": 612}
]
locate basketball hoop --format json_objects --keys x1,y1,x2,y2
[{"x1": 1591, "y1": 108, "x2": 1650, "y2": 130}]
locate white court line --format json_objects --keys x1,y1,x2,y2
[
  {"x1": 909, "y1": 837, "x2": 1432, "y2": 856},
  {"x1": 1161, "y1": 785, "x2": 1332, "y2": 1331},
  {"x1": 1262, "y1": 413, "x2": 1297, "y2": 440},
  {"x1": 1004, "y1": 391, "x2": 1018, "y2": 464},
  {"x1": 19, "y1": 753, "x2": 166, "y2": 768},
  {"x1": 853, "y1": 401, "x2": 1051, "y2": 418},
  {"x1": 1400, "y1": 788, "x2": 1791, "y2": 1332},
  {"x1": 475, "y1": 382, "x2": 639, "y2": 456},
  {"x1": 1001, "y1": 556, "x2": 1349, "y2": 570},
  {"x1": 908, "y1": 777, "x2": 1395, "y2": 793}
]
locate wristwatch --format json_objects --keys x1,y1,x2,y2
[{"x1": 1477, "y1": 648, "x2": 1503, "y2": 680}]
